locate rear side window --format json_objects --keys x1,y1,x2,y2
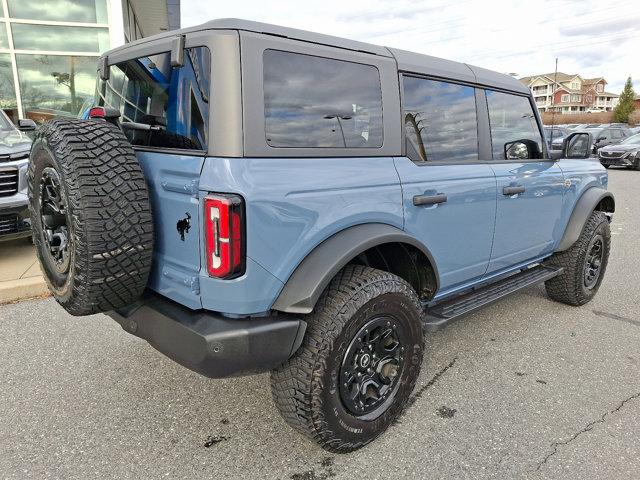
[
  {"x1": 263, "y1": 49, "x2": 383, "y2": 148},
  {"x1": 402, "y1": 76, "x2": 478, "y2": 162},
  {"x1": 486, "y1": 90, "x2": 544, "y2": 160},
  {"x1": 98, "y1": 46, "x2": 211, "y2": 151}
]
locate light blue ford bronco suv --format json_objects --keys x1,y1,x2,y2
[{"x1": 28, "y1": 19, "x2": 614, "y2": 452}]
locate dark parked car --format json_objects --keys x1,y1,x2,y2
[
  {"x1": 543, "y1": 126, "x2": 569, "y2": 156},
  {"x1": 598, "y1": 133, "x2": 640, "y2": 169},
  {"x1": 577, "y1": 126, "x2": 632, "y2": 154},
  {"x1": 0, "y1": 110, "x2": 36, "y2": 242}
]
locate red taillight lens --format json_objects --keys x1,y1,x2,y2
[
  {"x1": 204, "y1": 194, "x2": 245, "y2": 279},
  {"x1": 88, "y1": 106, "x2": 106, "y2": 118}
]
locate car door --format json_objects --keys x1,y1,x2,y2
[
  {"x1": 483, "y1": 89, "x2": 565, "y2": 274},
  {"x1": 396, "y1": 76, "x2": 497, "y2": 292}
]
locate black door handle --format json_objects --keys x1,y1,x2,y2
[
  {"x1": 413, "y1": 193, "x2": 447, "y2": 206},
  {"x1": 503, "y1": 185, "x2": 525, "y2": 196}
]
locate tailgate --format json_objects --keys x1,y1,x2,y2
[{"x1": 136, "y1": 150, "x2": 204, "y2": 309}]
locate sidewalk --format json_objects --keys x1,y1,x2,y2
[{"x1": 0, "y1": 238, "x2": 49, "y2": 304}]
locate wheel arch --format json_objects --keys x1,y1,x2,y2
[
  {"x1": 556, "y1": 187, "x2": 615, "y2": 252},
  {"x1": 271, "y1": 223, "x2": 439, "y2": 314}
]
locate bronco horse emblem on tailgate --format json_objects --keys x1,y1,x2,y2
[{"x1": 177, "y1": 212, "x2": 191, "y2": 241}]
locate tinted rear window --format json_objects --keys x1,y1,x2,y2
[
  {"x1": 98, "y1": 46, "x2": 211, "y2": 151},
  {"x1": 263, "y1": 49, "x2": 383, "y2": 148}
]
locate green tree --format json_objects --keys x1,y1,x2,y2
[{"x1": 613, "y1": 77, "x2": 636, "y2": 123}]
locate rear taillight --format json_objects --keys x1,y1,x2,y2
[
  {"x1": 204, "y1": 194, "x2": 245, "y2": 279},
  {"x1": 88, "y1": 106, "x2": 106, "y2": 118}
]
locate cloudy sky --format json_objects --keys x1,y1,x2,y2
[{"x1": 181, "y1": 0, "x2": 639, "y2": 93}]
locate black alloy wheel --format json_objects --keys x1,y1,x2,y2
[
  {"x1": 583, "y1": 234, "x2": 604, "y2": 289},
  {"x1": 39, "y1": 167, "x2": 71, "y2": 276},
  {"x1": 340, "y1": 316, "x2": 406, "y2": 419}
]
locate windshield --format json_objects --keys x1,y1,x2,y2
[
  {"x1": 0, "y1": 110, "x2": 15, "y2": 131},
  {"x1": 544, "y1": 127, "x2": 566, "y2": 137},
  {"x1": 621, "y1": 133, "x2": 640, "y2": 145}
]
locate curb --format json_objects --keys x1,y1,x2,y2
[{"x1": 0, "y1": 276, "x2": 50, "y2": 305}]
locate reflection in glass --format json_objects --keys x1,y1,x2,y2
[
  {"x1": 0, "y1": 54, "x2": 18, "y2": 120},
  {"x1": 0, "y1": 24, "x2": 8, "y2": 49},
  {"x1": 11, "y1": 24, "x2": 109, "y2": 53},
  {"x1": 16, "y1": 54, "x2": 97, "y2": 120},
  {"x1": 486, "y1": 90, "x2": 543, "y2": 160},
  {"x1": 7, "y1": 0, "x2": 108, "y2": 23},
  {"x1": 263, "y1": 50, "x2": 383, "y2": 148},
  {"x1": 403, "y1": 77, "x2": 478, "y2": 162},
  {"x1": 97, "y1": 47, "x2": 211, "y2": 150}
]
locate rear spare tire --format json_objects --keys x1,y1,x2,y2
[{"x1": 28, "y1": 119, "x2": 154, "y2": 315}]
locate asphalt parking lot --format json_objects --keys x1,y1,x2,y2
[{"x1": 1, "y1": 168, "x2": 639, "y2": 480}]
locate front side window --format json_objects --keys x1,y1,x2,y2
[
  {"x1": 263, "y1": 49, "x2": 383, "y2": 148},
  {"x1": 402, "y1": 76, "x2": 478, "y2": 162},
  {"x1": 486, "y1": 90, "x2": 543, "y2": 160},
  {"x1": 98, "y1": 46, "x2": 211, "y2": 151}
]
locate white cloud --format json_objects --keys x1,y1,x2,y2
[{"x1": 181, "y1": 0, "x2": 640, "y2": 93}]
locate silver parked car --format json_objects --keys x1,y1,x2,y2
[{"x1": 0, "y1": 110, "x2": 35, "y2": 242}]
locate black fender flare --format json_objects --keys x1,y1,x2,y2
[
  {"x1": 556, "y1": 187, "x2": 615, "y2": 252},
  {"x1": 271, "y1": 223, "x2": 439, "y2": 314}
]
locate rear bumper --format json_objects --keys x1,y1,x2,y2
[{"x1": 107, "y1": 291, "x2": 306, "y2": 378}]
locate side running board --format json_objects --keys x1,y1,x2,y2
[{"x1": 423, "y1": 265, "x2": 563, "y2": 332}]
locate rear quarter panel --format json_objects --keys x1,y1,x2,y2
[{"x1": 198, "y1": 156, "x2": 404, "y2": 314}]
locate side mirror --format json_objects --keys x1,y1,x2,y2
[
  {"x1": 504, "y1": 139, "x2": 540, "y2": 160},
  {"x1": 562, "y1": 132, "x2": 593, "y2": 159},
  {"x1": 17, "y1": 119, "x2": 37, "y2": 131},
  {"x1": 597, "y1": 136, "x2": 606, "y2": 142}
]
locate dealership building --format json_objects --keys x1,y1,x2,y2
[{"x1": 0, "y1": 0, "x2": 179, "y2": 122}]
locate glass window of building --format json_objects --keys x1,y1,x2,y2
[
  {"x1": 0, "y1": 54, "x2": 18, "y2": 121},
  {"x1": 1, "y1": 0, "x2": 179, "y2": 123},
  {"x1": 16, "y1": 55, "x2": 98, "y2": 119},
  {"x1": 0, "y1": 24, "x2": 8, "y2": 49},
  {"x1": 7, "y1": 0, "x2": 108, "y2": 23},
  {"x1": 11, "y1": 24, "x2": 109, "y2": 53}
]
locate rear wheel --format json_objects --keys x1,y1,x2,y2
[
  {"x1": 28, "y1": 119, "x2": 154, "y2": 315},
  {"x1": 545, "y1": 211, "x2": 610, "y2": 306},
  {"x1": 270, "y1": 266, "x2": 424, "y2": 453}
]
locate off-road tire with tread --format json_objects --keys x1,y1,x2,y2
[
  {"x1": 544, "y1": 210, "x2": 610, "y2": 306},
  {"x1": 28, "y1": 119, "x2": 154, "y2": 315},
  {"x1": 270, "y1": 265, "x2": 424, "y2": 453}
]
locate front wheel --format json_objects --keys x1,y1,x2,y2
[
  {"x1": 270, "y1": 266, "x2": 424, "y2": 453},
  {"x1": 545, "y1": 211, "x2": 610, "y2": 306}
]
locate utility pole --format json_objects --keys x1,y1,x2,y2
[{"x1": 550, "y1": 58, "x2": 558, "y2": 145}]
